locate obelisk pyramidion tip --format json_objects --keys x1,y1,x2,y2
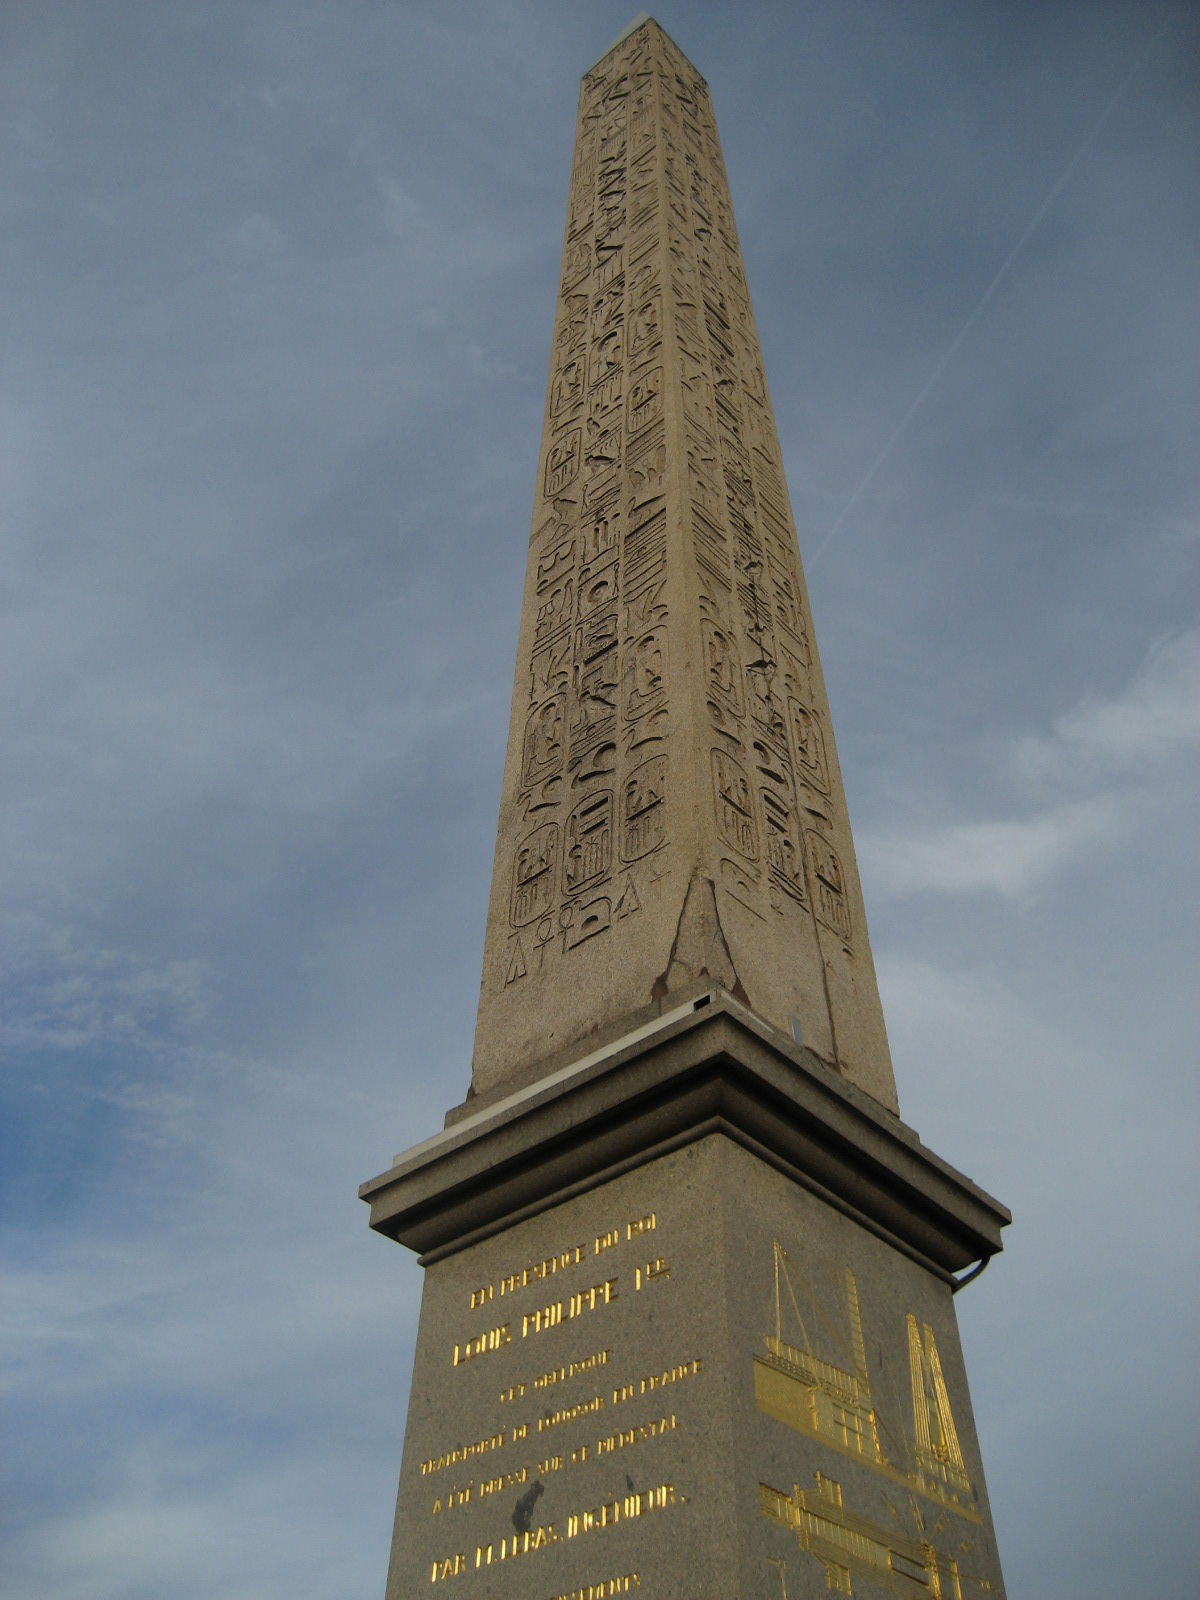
[{"x1": 589, "y1": 12, "x2": 654, "y2": 69}]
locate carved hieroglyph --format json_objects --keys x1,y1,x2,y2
[{"x1": 473, "y1": 19, "x2": 897, "y2": 1111}]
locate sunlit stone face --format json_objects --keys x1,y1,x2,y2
[{"x1": 472, "y1": 18, "x2": 897, "y2": 1113}]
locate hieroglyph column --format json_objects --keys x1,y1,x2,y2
[{"x1": 472, "y1": 18, "x2": 897, "y2": 1112}]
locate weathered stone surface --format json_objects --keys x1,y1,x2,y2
[
  {"x1": 375, "y1": 1127, "x2": 1007, "y2": 1598},
  {"x1": 471, "y1": 17, "x2": 897, "y2": 1113}
]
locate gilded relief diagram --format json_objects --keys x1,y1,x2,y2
[{"x1": 755, "y1": 1244, "x2": 996, "y2": 1597}]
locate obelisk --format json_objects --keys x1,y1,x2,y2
[{"x1": 362, "y1": 19, "x2": 1009, "y2": 1597}]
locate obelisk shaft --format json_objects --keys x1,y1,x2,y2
[{"x1": 472, "y1": 19, "x2": 896, "y2": 1111}]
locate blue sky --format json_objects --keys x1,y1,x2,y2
[{"x1": 2, "y1": 3, "x2": 1196, "y2": 1596}]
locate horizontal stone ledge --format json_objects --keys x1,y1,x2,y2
[{"x1": 359, "y1": 992, "x2": 1009, "y2": 1279}]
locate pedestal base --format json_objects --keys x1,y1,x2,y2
[{"x1": 361, "y1": 993, "x2": 1008, "y2": 1598}]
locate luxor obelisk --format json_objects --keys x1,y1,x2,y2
[{"x1": 362, "y1": 18, "x2": 1009, "y2": 1596}]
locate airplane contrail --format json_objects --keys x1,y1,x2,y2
[{"x1": 810, "y1": 10, "x2": 1179, "y2": 566}]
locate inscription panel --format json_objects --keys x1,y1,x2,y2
[
  {"x1": 391, "y1": 1152, "x2": 716, "y2": 1597},
  {"x1": 387, "y1": 1130, "x2": 1004, "y2": 1597}
]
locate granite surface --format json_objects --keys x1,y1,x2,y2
[
  {"x1": 384, "y1": 1136, "x2": 1006, "y2": 1598},
  {"x1": 469, "y1": 17, "x2": 897, "y2": 1112}
]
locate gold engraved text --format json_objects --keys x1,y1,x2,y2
[
  {"x1": 566, "y1": 1484, "x2": 677, "y2": 1540},
  {"x1": 612, "y1": 1357, "x2": 702, "y2": 1404},
  {"x1": 430, "y1": 1552, "x2": 468, "y2": 1582},
  {"x1": 452, "y1": 1323, "x2": 511, "y2": 1367},
  {"x1": 522, "y1": 1278, "x2": 618, "y2": 1337},
  {"x1": 430, "y1": 1482, "x2": 473, "y2": 1515},
  {"x1": 420, "y1": 1433, "x2": 506, "y2": 1477},
  {"x1": 474, "y1": 1526, "x2": 561, "y2": 1567},
  {"x1": 533, "y1": 1348, "x2": 610, "y2": 1390},
  {"x1": 551, "y1": 1578, "x2": 641, "y2": 1600},
  {"x1": 596, "y1": 1413, "x2": 678, "y2": 1455},
  {"x1": 468, "y1": 1213, "x2": 655, "y2": 1311},
  {"x1": 478, "y1": 1467, "x2": 529, "y2": 1497},
  {"x1": 633, "y1": 1256, "x2": 670, "y2": 1289},
  {"x1": 537, "y1": 1394, "x2": 605, "y2": 1432}
]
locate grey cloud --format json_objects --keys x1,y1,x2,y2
[{"x1": 2, "y1": 5, "x2": 1196, "y2": 1599}]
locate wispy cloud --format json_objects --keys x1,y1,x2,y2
[
  {"x1": 1, "y1": 933, "x2": 211, "y2": 1056},
  {"x1": 861, "y1": 631, "x2": 1197, "y2": 900},
  {"x1": 861, "y1": 793, "x2": 1122, "y2": 899},
  {"x1": 1015, "y1": 627, "x2": 1200, "y2": 783}
]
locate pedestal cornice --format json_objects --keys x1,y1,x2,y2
[{"x1": 360, "y1": 992, "x2": 1008, "y2": 1281}]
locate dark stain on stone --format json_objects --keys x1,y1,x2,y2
[{"x1": 512, "y1": 1478, "x2": 544, "y2": 1533}]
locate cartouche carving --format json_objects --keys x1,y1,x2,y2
[
  {"x1": 511, "y1": 823, "x2": 559, "y2": 927},
  {"x1": 712, "y1": 748, "x2": 758, "y2": 859},
  {"x1": 620, "y1": 755, "x2": 666, "y2": 859},
  {"x1": 805, "y1": 830, "x2": 851, "y2": 939},
  {"x1": 564, "y1": 790, "x2": 613, "y2": 896}
]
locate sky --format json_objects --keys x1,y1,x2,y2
[{"x1": 2, "y1": 3, "x2": 1196, "y2": 1596}]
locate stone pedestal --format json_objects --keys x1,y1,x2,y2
[{"x1": 361, "y1": 996, "x2": 1009, "y2": 1597}]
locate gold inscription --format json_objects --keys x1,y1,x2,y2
[
  {"x1": 612, "y1": 1357, "x2": 702, "y2": 1404},
  {"x1": 473, "y1": 1524, "x2": 562, "y2": 1567},
  {"x1": 478, "y1": 1466, "x2": 529, "y2": 1497},
  {"x1": 596, "y1": 1413, "x2": 678, "y2": 1455},
  {"x1": 467, "y1": 1213, "x2": 656, "y2": 1311},
  {"x1": 455, "y1": 1282, "x2": 619, "y2": 1367},
  {"x1": 452, "y1": 1323, "x2": 511, "y2": 1367},
  {"x1": 522, "y1": 1277, "x2": 618, "y2": 1337},
  {"x1": 420, "y1": 1432, "x2": 505, "y2": 1478},
  {"x1": 430, "y1": 1347, "x2": 688, "y2": 1487},
  {"x1": 551, "y1": 1578, "x2": 641, "y2": 1600},
  {"x1": 430, "y1": 1551, "x2": 468, "y2": 1581},
  {"x1": 633, "y1": 1256, "x2": 670, "y2": 1290},
  {"x1": 469, "y1": 1245, "x2": 588, "y2": 1310},
  {"x1": 431, "y1": 1482, "x2": 473, "y2": 1515},
  {"x1": 565, "y1": 1483, "x2": 677, "y2": 1539},
  {"x1": 532, "y1": 1348, "x2": 610, "y2": 1391},
  {"x1": 536, "y1": 1394, "x2": 605, "y2": 1432}
]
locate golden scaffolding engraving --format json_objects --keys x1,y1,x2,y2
[
  {"x1": 759, "y1": 1475, "x2": 989, "y2": 1599},
  {"x1": 753, "y1": 1244, "x2": 980, "y2": 1523}
]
